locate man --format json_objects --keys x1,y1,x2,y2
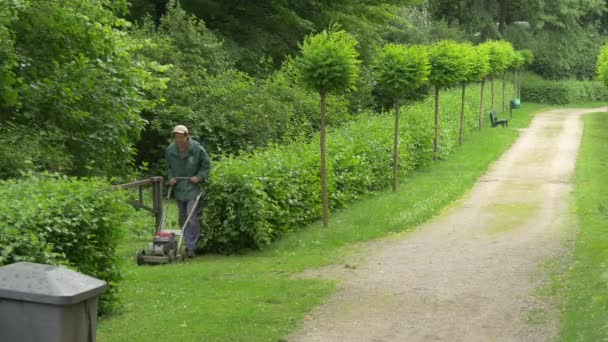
[{"x1": 166, "y1": 124, "x2": 211, "y2": 257}]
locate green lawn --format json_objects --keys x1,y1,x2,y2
[
  {"x1": 559, "y1": 111, "x2": 608, "y2": 341},
  {"x1": 98, "y1": 102, "x2": 581, "y2": 341}
]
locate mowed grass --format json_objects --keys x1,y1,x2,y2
[
  {"x1": 559, "y1": 111, "x2": 608, "y2": 341},
  {"x1": 98, "y1": 103, "x2": 554, "y2": 341}
]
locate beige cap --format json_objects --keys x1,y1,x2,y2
[{"x1": 172, "y1": 125, "x2": 188, "y2": 134}]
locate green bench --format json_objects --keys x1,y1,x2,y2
[{"x1": 489, "y1": 110, "x2": 508, "y2": 128}]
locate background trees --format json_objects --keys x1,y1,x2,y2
[
  {"x1": 429, "y1": 0, "x2": 606, "y2": 80},
  {"x1": 0, "y1": 0, "x2": 166, "y2": 178}
]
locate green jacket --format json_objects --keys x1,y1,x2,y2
[{"x1": 166, "y1": 139, "x2": 212, "y2": 201}]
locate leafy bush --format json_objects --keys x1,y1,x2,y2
[
  {"x1": 200, "y1": 82, "x2": 509, "y2": 252},
  {"x1": 0, "y1": 174, "x2": 136, "y2": 314},
  {"x1": 521, "y1": 74, "x2": 608, "y2": 104}
]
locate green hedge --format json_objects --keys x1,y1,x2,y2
[
  {"x1": 201, "y1": 82, "x2": 510, "y2": 252},
  {"x1": 0, "y1": 174, "x2": 136, "y2": 314},
  {"x1": 521, "y1": 74, "x2": 608, "y2": 104}
]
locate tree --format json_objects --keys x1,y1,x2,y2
[
  {"x1": 374, "y1": 44, "x2": 429, "y2": 191},
  {"x1": 510, "y1": 51, "x2": 524, "y2": 99},
  {"x1": 295, "y1": 26, "x2": 361, "y2": 226},
  {"x1": 484, "y1": 40, "x2": 514, "y2": 112},
  {"x1": 517, "y1": 49, "x2": 534, "y2": 98},
  {"x1": 470, "y1": 44, "x2": 491, "y2": 130},
  {"x1": 456, "y1": 43, "x2": 476, "y2": 144},
  {"x1": 427, "y1": 40, "x2": 468, "y2": 160}
]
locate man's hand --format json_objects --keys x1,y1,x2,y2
[
  {"x1": 190, "y1": 176, "x2": 200, "y2": 184},
  {"x1": 168, "y1": 178, "x2": 177, "y2": 185}
]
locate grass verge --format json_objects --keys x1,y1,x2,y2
[
  {"x1": 98, "y1": 103, "x2": 553, "y2": 341},
  {"x1": 559, "y1": 111, "x2": 608, "y2": 341}
]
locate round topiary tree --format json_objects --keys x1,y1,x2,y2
[
  {"x1": 518, "y1": 49, "x2": 535, "y2": 99},
  {"x1": 374, "y1": 43, "x2": 429, "y2": 191},
  {"x1": 471, "y1": 44, "x2": 491, "y2": 130},
  {"x1": 484, "y1": 40, "x2": 514, "y2": 113},
  {"x1": 456, "y1": 42, "x2": 476, "y2": 145},
  {"x1": 511, "y1": 51, "x2": 525, "y2": 100},
  {"x1": 294, "y1": 25, "x2": 360, "y2": 226},
  {"x1": 427, "y1": 40, "x2": 468, "y2": 160}
]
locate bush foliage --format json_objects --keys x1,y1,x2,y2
[
  {"x1": 521, "y1": 74, "x2": 608, "y2": 104},
  {"x1": 0, "y1": 174, "x2": 136, "y2": 314}
]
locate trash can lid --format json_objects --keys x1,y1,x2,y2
[{"x1": 0, "y1": 262, "x2": 107, "y2": 305}]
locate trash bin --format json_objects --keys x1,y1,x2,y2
[
  {"x1": 0, "y1": 262, "x2": 107, "y2": 342},
  {"x1": 510, "y1": 98, "x2": 521, "y2": 109}
]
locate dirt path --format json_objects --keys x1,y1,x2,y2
[{"x1": 288, "y1": 108, "x2": 605, "y2": 342}]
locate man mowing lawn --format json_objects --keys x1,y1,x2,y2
[{"x1": 166, "y1": 124, "x2": 211, "y2": 258}]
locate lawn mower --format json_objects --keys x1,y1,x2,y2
[{"x1": 136, "y1": 179, "x2": 203, "y2": 265}]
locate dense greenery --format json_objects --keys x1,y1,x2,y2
[
  {"x1": 0, "y1": 174, "x2": 139, "y2": 314},
  {"x1": 0, "y1": 0, "x2": 166, "y2": 178}
]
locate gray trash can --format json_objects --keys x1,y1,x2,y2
[{"x1": 0, "y1": 262, "x2": 107, "y2": 342}]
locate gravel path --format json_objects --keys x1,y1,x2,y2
[{"x1": 288, "y1": 108, "x2": 604, "y2": 342}]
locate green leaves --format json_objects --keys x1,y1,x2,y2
[
  {"x1": 373, "y1": 44, "x2": 430, "y2": 99},
  {"x1": 295, "y1": 26, "x2": 361, "y2": 94}
]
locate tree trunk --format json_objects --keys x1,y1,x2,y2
[
  {"x1": 491, "y1": 76, "x2": 495, "y2": 112},
  {"x1": 513, "y1": 70, "x2": 518, "y2": 98},
  {"x1": 460, "y1": 82, "x2": 466, "y2": 145},
  {"x1": 434, "y1": 86, "x2": 440, "y2": 161},
  {"x1": 498, "y1": 0, "x2": 510, "y2": 34},
  {"x1": 320, "y1": 91, "x2": 329, "y2": 227},
  {"x1": 479, "y1": 79, "x2": 486, "y2": 130},
  {"x1": 392, "y1": 99, "x2": 400, "y2": 192},
  {"x1": 518, "y1": 70, "x2": 522, "y2": 99},
  {"x1": 502, "y1": 72, "x2": 506, "y2": 112}
]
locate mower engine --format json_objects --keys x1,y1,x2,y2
[{"x1": 151, "y1": 231, "x2": 176, "y2": 256}]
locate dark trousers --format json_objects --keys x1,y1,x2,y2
[{"x1": 177, "y1": 198, "x2": 201, "y2": 253}]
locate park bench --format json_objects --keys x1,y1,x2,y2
[{"x1": 489, "y1": 110, "x2": 508, "y2": 128}]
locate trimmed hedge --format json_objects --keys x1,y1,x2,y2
[
  {"x1": 521, "y1": 74, "x2": 608, "y2": 104},
  {"x1": 0, "y1": 174, "x2": 136, "y2": 314},
  {"x1": 201, "y1": 82, "x2": 511, "y2": 252}
]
